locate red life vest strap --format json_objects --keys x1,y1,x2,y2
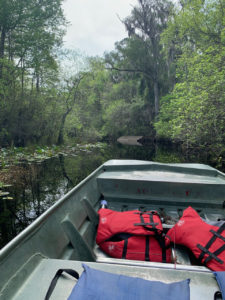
[
  {"x1": 122, "y1": 238, "x2": 128, "y2": 259},
  {"x1": 145, "y1": 236, "x2": 150, "y2": 261},
  {"x1": 133, "y1": 211, "x2": 160, "y2": 232},
  {"x1": 155, "y1": 232, "x2": 167, "y2": 263},
  {"x1": 121, "y1": 234, "x2": 168, "y2": 263},
  {"x1": 197, "y1": 222, "x2": 225, "y2": 265},
  {"x1": 144, "y1": 235, "x2": 167, "y2": 263},
  {"x1": 197, "y1": 244, "x2": 224, "y2": 265}
]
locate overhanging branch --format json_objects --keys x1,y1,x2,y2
[{"x1": 106, "y1": 66, "x2": 152, "y2": 80}]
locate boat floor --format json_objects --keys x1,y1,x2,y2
[{"x1": 9, "y1": 256, "x2": 219, "y2": 300}]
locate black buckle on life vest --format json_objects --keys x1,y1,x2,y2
[
  {"x1": 134, "y1": 211, "x2": 159, "y2": 231},
  {"x1": 197, "y1": 223, "x2": 225, "y2": 265}
]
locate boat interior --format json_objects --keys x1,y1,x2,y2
[{"x1": 0, "y1": 160, "x2": 225, "y2": 299}]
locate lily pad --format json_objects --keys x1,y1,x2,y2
[
  {"x1": 2, "y1": 197, "x2": 13, "y2": 200},
  {"x1": 0, "y1": 191, "x2": 10, "y2": 196}
]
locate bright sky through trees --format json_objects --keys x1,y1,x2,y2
[{"x1": 62, "y1": 0, "x2": 137, "y2": 56}]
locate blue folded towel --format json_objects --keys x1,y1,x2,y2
[{"x1": 68, "y1": 264, "x2": 190, "y2": 300}]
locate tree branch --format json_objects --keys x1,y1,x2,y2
[{"x1": 105, "y1": 66, "x2": 152, "y2": 80}]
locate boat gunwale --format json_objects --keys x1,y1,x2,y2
[{"x1": 96, "y1": 257, "x2": 211, "y2": 273}]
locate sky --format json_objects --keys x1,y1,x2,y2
[{"x1": 62, "y1": 0, "x2": 137, "y2": 57}]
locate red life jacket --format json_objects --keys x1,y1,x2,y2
[
  {"x1": 96, "y1": 208, "x2": 171, "y2": 263},
  {"x1": 167, "y1": 206, "x2": 225, "y2": 271}
]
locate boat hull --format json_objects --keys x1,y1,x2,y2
[{"x1": 0, "y1": 160, "x2": 225, "y2": 299}]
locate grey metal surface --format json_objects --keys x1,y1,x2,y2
[
  {"x1": 5, "y1": 258, "x2": 220, "y2": 300},
  {"x1": 98, "y1": 161, "x2": 225, "y2": 206}
]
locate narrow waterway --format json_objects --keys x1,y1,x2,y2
[{"x1": 0, "y1": 142, "x2": 224, "y2": 248}]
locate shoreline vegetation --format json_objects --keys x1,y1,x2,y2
[
  {"x1": 0, "y1": 143, "x2": 105, "y2": 168},
  {"x1": 0, "y1": 143, "x2": 106, "y2": 197},
  {"x1": 0, "y1": 140, "x2": 224, "y2": 193}
]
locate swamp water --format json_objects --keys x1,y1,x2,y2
[{"x1": 0, "y1": 142, "x2": 224, "y2": 248}]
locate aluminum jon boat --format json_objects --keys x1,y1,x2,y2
[{"x1": 0, "y1": 159, "x2": 225, "y2": 299}]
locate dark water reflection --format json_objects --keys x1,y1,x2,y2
[{"x1": 0, "y1": 142, "x2": 224, "y2": 248}]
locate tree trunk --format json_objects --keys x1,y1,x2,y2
[
  {"x1": 21, "y1": 59, "x2": 24, "y2": 96},
  {"x1": 36, "y1": 74, "x2": 40, "y2": 93},
  {"x1": 153, "y1": 80, "x2": 159, "y2": 117},
  {"x1": 0, "y1": 27, "x2": 6, "y2": 78},
  {"x1": 57, "y1": 111, "x2": 69, "y2": 145},
  {"x1": 57, "y1": 76, "x2": 84, "y2": 145}
]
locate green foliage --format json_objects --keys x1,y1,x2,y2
[
  {"x1": 121, "y1": 0, "x2": 173, "y2": 116},
  {"x1": 0, "y1": 0, "x2": 66, "y2": 147},
  {"x1": 0, "y1": 0, "x2": 174, "y2": 146},
  {"x1": 156, "y1": 0, "x2": 225, "y2": 157},
  {"x1": 0, "y1": 0, "x2": 224, "y2": 160}
]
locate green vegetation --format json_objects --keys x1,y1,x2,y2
[
  {"x1": 155, "y1": 0, "x2": 225, "y2": 159},
  {"x1": 0, "y1": 0, "x2": 224, "y2": 165},
  {"x1": 0, "y1": 143, "x2": 106, "y2": 167},
  {"x1": 0, "y1": 143, "x2": 106, "y2": 201}
]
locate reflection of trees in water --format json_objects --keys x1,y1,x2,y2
[
  {"x1": 0, "y1": 152, "x2": 106, "y2": 248},
  {"x1": 59, "y1": 154, "x2": 74, "y2": 187},
  {"x1": 0, "y1": 166, "x2": 29, "y2": 247},
  {"x1": 0, "y1": 160, "x2": 67, "y2": 248}
]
